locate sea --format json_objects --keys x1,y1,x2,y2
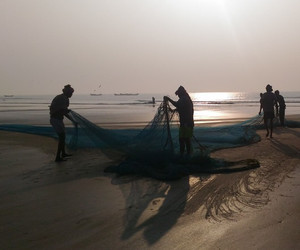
[{"x1": 0, "y1": 92, "x2": 299, "y2": 128}]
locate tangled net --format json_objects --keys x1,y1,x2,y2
[
  {"x1": 68, "y1": 102, "x2": 262, "y2": 179},
  {"x1": 2, "y1": 102, "x2": 299, "y2": 179}
]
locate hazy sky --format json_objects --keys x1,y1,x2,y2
[{"x1": 1, "y1": 0, "x2": 299, "y2": 94}]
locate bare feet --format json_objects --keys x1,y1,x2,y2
[
  {"x1": 55, "y1": 157, "x2": 67, "y2": 162},
  {"x1": 62, "y1": 153, "x2": 72, "y2": 157}
]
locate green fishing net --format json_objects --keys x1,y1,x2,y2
[{"x1": 1, "y1": 102, "x2": 299, "y2": 179}]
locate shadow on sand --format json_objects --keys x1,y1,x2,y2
[
  {"x1": 111, "y1": 175, "x2": 191, "y2": 245},
  {"x1": 109, "y1": 164, "x2": 264, "y2": 245}
]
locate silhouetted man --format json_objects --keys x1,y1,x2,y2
[
  {"x1": 50, "y1": 84, "x2": 76, "y2": 162},
  {"x1": 164, "y1": 86, "x2": 194, "y2": 156},
  {"x1": 260, "y1": 84, "x2": 278, "y2": 138},
  {"x1": 275, "y1": 90, "x2": 286, "y2": 126}
]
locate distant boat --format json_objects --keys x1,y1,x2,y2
[
  {"x1": 4, "y1": 95, "x2": 14, "y2": 97},
  {"x1": 90, "y1": 84, "x2": 102, "y2": 96},
  {"x1": 114, "y1": 93, "x2": 139, "y2": 96}
]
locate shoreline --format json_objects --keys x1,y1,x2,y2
[{"x1": 0, "y1": 114, "x2": 299, "y2": 129}]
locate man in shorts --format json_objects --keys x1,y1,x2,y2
[
  {"x1": 260, "y1": 84, "x2": 278, "y2": 138},
  {"x1": 50, "y1": 84, "x2": 76, "y2": 162},
  {"x1": 164, "y1": 86, "x2": 194, "y2": 156}
]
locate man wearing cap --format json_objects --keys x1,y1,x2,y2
[
  {"x1": 50, "y1": 84, "x2": 76, "y2": 162},
  {"x1": 260, "y1": 84, "x2": 278, "y2": 138},
  {"x1": 164, "y1": 86, "x2": 194, "y2": 156},
  {"x1": 275, "y1": 90, "x2": 286, "y2": 126}
]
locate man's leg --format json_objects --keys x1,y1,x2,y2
[
  {"x1": 55, "y1": 132, "x2": 66, "y2": 161},
  {"x1": 264, "y1": 117, "x2": 269, "y2": 137},
  {"x1": 179, "y1": 137, "x2": 185, "y2": 156},
  {"x1": 280, "y1": 109, "x2": 285, "y2": 126},
  {"x1": 185, "y1": 138, "x2": 192, "y2": 155},
  {"x1": 270, "y1": 118, "x2": 274, "y2": 138},
  {"x1": 60, "y1": 132, "x2": 72, "y2": 157}
]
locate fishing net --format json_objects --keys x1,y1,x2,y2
[{"x1": 1, "y1": 102, "x2": 299, "y2": 179}]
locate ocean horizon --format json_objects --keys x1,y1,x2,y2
[{"x1": 1, "y1": 91, "x2": 299, "y2": 127}]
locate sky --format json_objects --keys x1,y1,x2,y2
[{"x1": 1, "y1": 0, "x2": 299, "y2": 95}]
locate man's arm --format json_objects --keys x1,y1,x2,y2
[
  {"x1": 259, "y1": 101, "x2": 263, "y2": 115},
  {"x1": 65, "y1": 110, "x2": 77, "y2": 125},
  {"x1": 164, "y1": 96, "x2": 178, "y2": 107},
  {"x1": 274, "y1": 96, "x2": 279, "y2": 116},
  {"x1": 282, "y1": 96, "x2": 286, "y2": 109}
]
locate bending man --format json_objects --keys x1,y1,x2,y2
[
  {"x1": 50, "y1": 84, "x2": 76, "y2": 162},
  {"x1": 164, "y1": 86, "x2": 194, "y2": 156}
]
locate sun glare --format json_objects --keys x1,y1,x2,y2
[
  {"x1": 190, "y1": 92, "x2": 236, "y2": 102},
  {"x1": 191, "y1": 92, "x2": 245, "y2": 122},
  {"x1": 194, "y1": 110, "x2": 225, "y2": 122}
]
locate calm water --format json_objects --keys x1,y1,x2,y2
[{"x1": 0, "y1": 92, "x2": 299, "y2": 127}]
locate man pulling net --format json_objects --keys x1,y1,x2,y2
[{"x1": 164, "y1": 86, "x2": 194, "y2": 157}]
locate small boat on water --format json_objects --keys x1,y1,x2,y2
[
  {"x1": 4, "y1": 95, "x2": 14, "y2": 97},
  {"x1": 114, "y1": 93, "x2": 139, "y2": 96}
]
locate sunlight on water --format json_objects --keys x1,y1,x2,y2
[
  {"x1": 0, "y1": 92, "x2": 299, "y2": 126},
  {"x1": 191, "y1": 92, "x2": 245, "y2": 122},
  {"x1": 195, "y1": 110, "x2": 225, "y2": 120},
  {"x1": 190, "y1": 92, "x2": 243, "y2": 102},
  {"x1": 193, "y1": 108, "x2": 243, "y2": 123}
]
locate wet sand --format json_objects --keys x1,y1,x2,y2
[{"x1": 0, "y1": 121, "x2": 299, "y2": 249}]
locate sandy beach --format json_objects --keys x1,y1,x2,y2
[
  {"x1": 0, "y1": 119, "x2": 299, "y2": 249},
  {"x1": 2, "y1": 0, "x2": 300, "y2": 248}
]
